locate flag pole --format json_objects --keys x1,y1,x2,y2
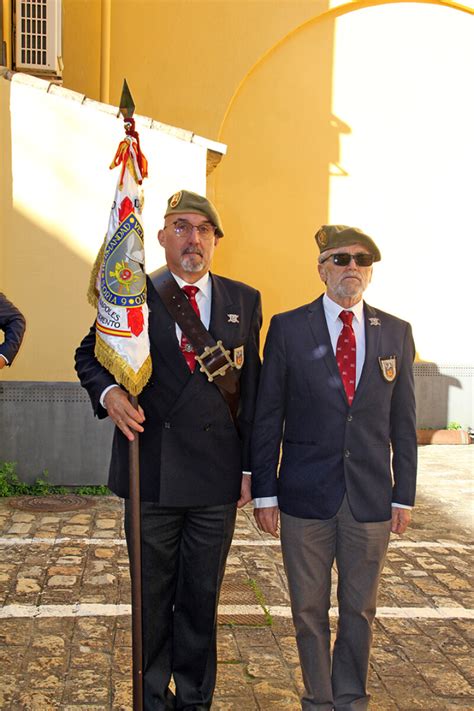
[
  {"x1": 120, "y1": 80, "x2": 144, "y2": 711},
  {"x1": 128, "y1": 395, "x2": 143, "y2": 711}
]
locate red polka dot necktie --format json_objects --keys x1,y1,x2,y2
[
  {"x1": 180, "y1": 285, "x2": 200, "y2": 372},
  {"x1": 336, "y1": 310, "x2": 356, "y2": 405}
]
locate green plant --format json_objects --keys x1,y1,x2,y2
[
  {"x1": 246, "y1": 577, "x2": 273, "y2": 626},
  {"x1": 0, "y1": 462, "x2": 29, "y2": 497},
  {"x1": 29, "y1": 471, "x2": 68, "y2": 495},
  {"x1": 0, "y1": 462, "x2": 113, "y2": 497},
  {"x1": 447, "y1": 421, "x2": 463, "y2": 430},
  {"x1": 73, "y1": 484, "x2": 111, "y2": 496}
]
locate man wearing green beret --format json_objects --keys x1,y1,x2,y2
[
  {"x1": 251, "y1": 225, "x2": 416, "y2": 710},
  {"x1": 76, "y1": 190, "x2": 262, "y2": 710}
]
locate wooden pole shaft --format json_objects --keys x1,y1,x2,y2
[{"x1": 128, "y1": 394, "x2": 143, "y2": 711}]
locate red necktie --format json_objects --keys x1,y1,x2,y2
[
  {"x1": 180, "y1": 285, "x2": 200, "y2": 372},
  {"x1": 336, "y1": 310, "x2": 356, "y2": 405}
]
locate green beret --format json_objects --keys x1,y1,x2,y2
[
  {"x1": 164, "y1": 190, "x2": 224, "y2": 238},
  {"x1": 315, "y1": 224, "x2": 381, "y2": 261}
]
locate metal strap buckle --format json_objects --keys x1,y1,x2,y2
[{"x1": 196, "y1": 340, "x2": 234, "y2": 382}]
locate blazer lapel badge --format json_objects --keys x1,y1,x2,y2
[
  {"x1": 233, "y1": 345, "x2": 244, "y2": 369},
  {"x1": 227, "y1": 313, "x2": 240, "y2": 323},
  {"x1": 369, "y1": 317, "x2": 381, "y2": 326},
  {"x1": 378, "y1": 355, "x2": 397, "y2": 382}
]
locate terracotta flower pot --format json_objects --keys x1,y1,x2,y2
[{"x1": 416, "y1": 429, "x2": 472, "y2": 445}]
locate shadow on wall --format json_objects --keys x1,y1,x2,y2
[
  {"x1": 2, "y1": 205, "x2": 100, "y2": 382},
  {"x1": 214, "y1": 8, "x2": 338, "y2": 322},
  {"x1": 0, "y1": 205, "x2": 114, "y2": 485},
  {"x1": 414, "y1": 361, "x2": 467, "y2": 429}
]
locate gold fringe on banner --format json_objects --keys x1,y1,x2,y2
[
  {"x1": 95, "y1": 334, "x2": 152, "y2": 397},
  {"x1": 87, "y1": 240, "x2": 106, "y2": 308}
]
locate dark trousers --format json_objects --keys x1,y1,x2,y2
[
  {"x1": 124, "y1": 501, "x2": 237, "y2": 711},
  {"x1": 281, "y1": 495, "x2": 391, "y2": 711}
]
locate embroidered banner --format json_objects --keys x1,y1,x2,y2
[{"x1": 88, "y1": 120, "x2": 151, "y2": 396}]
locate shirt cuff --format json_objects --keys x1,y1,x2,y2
[
  {"x1": 0, "y1": 354, "x2": 9, "y2": 365},
  {"x1": 242, "y1": 471, "x2": 251, "y2": 476},
  {"x1": 100, "y1": 384, "x2": 120, "y2": 409},
  {"x1": 254, "y1": 496, "x2": 278, "y2": 508},
  {"x1": 392, "y1": 502, "x2": 412, "y2": 509}
]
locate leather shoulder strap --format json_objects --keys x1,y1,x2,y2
[
  {"x1": 149, "y1": 267, "x2": 240, "y2": 421},
  {"x1": 150, "y1": 266, "x2": 216, "y2": 352}
]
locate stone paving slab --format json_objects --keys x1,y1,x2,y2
[{"x1": 0, "y1": 445, "x2": 472, "y2": 710}]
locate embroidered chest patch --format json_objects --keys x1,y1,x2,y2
[{"x1": 378, "y1": 356, "x2": 397, "y2": 382}]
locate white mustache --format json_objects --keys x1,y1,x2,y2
[{"x1": 182, "y1": 247, "x2": 204, "y2": 257}]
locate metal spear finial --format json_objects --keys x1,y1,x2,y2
[{"x1": 120, "y1": 79, "x2": 135, "y2": 119}]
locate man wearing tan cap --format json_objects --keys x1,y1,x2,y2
[
  {"x1": 76, "y1": 190, "x2": 262, "y2": 710},
  {"x1": 251, "y1": 225, "x2": 416, "y2": 710}
]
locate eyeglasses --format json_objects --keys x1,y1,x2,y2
[
  {"x1": 320, "y1": 252, "x2": 374, "y2": 267},
  {"x1": 167, "y1": 220, "x2": 216, "y2": 239}
]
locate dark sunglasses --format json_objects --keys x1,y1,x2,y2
[{"x1": 321, "y1": 252, "x2": 374, "y2": 267}]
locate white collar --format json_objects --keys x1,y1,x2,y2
[
  {"x1": 322, "y1": 293, "x2": 364, "y2": 324},
  {"x1": 171, "y1": 271, "x2": 211, "y2": 299}
]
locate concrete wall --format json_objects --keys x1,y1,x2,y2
[
  {"x1": 0, "y1": 367, "x2": 471, "y2": 488},
  {"x1": 0, "y1": 381, "x2": 113, "y2": 485},
  {"x1": 414, "y1": 364, "x2": 474, "y2": 431}
]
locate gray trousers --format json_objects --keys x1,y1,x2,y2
[{"x1": 281, "y1": 496, "x2": 391, "y2": 711}]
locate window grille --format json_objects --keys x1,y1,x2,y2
[{"x1": 15, "y1": 0, "x2": 62, "y2": 75}]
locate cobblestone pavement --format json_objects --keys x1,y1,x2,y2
[{"x1": 0, "y1": 445, "x2": 472, "y2": 710}]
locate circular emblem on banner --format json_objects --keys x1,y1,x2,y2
[
  {"x1": 169, "y1": 191, "x2": 182, "y2": 208},
  {"x1": 317, "y1": 228, "x2": 328, "y2": 247}
]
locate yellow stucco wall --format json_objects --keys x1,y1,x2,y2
[
  {"x1": 2, "y1": 0, "x2": 474, "y2": 382},
  {"x1": 62, "y1": 0, "x2": 102, "y2": 99},
  {"x1": 60, "y1": 0, "x2": 473, "y2": 365},
  {"x1": 213, "y1": 2, "x2": 474, "y2": 363},
  {"x1": 0, "y1": 72, "x2": 210, "y2": 381},
  {"x1": 62, "y1": 0, "x2": 328, "y2": 137}
]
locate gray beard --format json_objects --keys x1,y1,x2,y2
[{"x1": 180, "y1": 254, "x2": 204, "y2": 273}]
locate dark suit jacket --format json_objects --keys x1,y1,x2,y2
[
  {"x1": 251, "y1": 295, "x2": 417, "y2": 522},
  {"x1": 75, "y1": 272, "x2": 262, "y2": 505},
  {"x1": 0, "y1": 293, "x2": 26, "y2": 365}
]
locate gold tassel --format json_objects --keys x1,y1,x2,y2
[
  {"x1": 87, "y1": 240, "x2": 106, "y2": 308},
  {"x1": 95, "y1": 336, "x2": 152, "y2": 396}
]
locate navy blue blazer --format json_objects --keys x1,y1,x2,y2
[
  {"x1": 251, "y1": 296, "x2": 417, "y2": 522},
  {"x1": 75, "y1": 273, "x2": 262, "y2": 505},
  {"x1": 0, "y1": 293, "x2": 26, "y2": 365}
]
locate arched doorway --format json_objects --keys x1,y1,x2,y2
[{"x1": 213, "y1": 1, "x2": 473, "y2": 365}]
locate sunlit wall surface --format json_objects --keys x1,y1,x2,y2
[
  {"x1": 1, "y1": 75, "x2": 207, "y2": 380},
  {"x1": 214, "y1": 2, "x2": 473, "y2": 366},
  {"x1": 3, "y1": 1, "x2": 473, "y2": 383},
  {"x1": 328, "y1": 4, "x2": 474, "y2": 362}
]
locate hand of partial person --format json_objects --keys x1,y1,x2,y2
[
  {"x1": 104, "y1": 387, "x2": 145, "y2": 442},
  {"x1": 254, "y1": 506, "x2": 280, "y2": 538},
  {"x1": 237, "y1": 474, "x2": 252, "y2": 508},
  {"x1": 391, "y1": 506, "x2": 411, "y2": 535},
  {"x1": 0, "y1": 359, "x2": 5, "y2": 370}
]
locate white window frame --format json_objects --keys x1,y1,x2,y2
[{"x1": 15, "y1": 0, "x2": 62, "y2": 75}]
